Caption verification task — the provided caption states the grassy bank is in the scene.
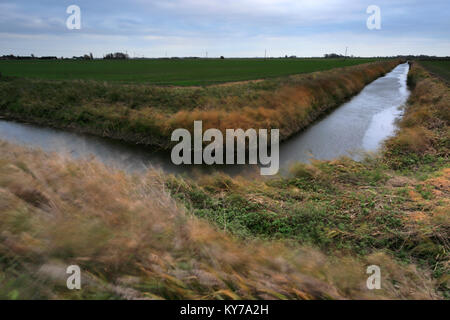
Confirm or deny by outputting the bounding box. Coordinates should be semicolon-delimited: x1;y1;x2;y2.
0;147;442;300
0;62;448;300
166;62;449;296
0;60;400;149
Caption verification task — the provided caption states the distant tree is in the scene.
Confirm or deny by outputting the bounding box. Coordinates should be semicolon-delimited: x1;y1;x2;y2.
324;53;344;58
103;52;129;60
220;56;225;59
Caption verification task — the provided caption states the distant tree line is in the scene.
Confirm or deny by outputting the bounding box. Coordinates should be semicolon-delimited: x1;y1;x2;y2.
103;52;129;60
72;53;94;60
393;55;450;61
1;53;449;61
323;53;450;60
0;54;57;60
324;53;345;58
0;53;93;60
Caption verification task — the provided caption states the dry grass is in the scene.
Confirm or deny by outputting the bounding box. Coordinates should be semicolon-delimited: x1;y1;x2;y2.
165;60;401;143
0;141;441;300
386;63;449;158
164;62;449;299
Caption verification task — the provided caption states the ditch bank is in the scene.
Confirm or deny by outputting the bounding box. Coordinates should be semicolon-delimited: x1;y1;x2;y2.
0;60;402;150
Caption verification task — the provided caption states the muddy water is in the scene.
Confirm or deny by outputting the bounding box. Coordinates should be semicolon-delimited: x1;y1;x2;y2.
0;63;410;176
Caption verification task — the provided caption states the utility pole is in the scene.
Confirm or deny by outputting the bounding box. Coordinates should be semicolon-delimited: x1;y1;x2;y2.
264;49;267;59
344;47;348;60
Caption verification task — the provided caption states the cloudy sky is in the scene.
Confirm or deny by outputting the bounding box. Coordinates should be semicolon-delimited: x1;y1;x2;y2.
1;0;449;58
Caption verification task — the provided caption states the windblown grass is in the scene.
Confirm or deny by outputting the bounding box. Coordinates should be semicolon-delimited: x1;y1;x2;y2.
0;142;440;300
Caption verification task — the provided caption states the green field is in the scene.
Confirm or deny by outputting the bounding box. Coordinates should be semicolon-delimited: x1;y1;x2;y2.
0;58;376;86
419;60;450;82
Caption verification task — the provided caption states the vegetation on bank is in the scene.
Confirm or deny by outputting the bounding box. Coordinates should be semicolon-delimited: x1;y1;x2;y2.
0;60;400;148
2;141;440;300
0;58;378;85
167;62;449;296
0;62;448;299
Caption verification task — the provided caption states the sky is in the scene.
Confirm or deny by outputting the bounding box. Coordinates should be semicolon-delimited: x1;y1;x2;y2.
0;0;449;58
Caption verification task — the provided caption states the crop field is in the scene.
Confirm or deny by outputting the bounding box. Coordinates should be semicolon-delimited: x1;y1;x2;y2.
0;58;376;86
420;60;450;82
420;60;450;81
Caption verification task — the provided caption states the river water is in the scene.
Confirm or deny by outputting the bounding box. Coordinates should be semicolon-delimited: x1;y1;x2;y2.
279;62;410;169
0;63;410;176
